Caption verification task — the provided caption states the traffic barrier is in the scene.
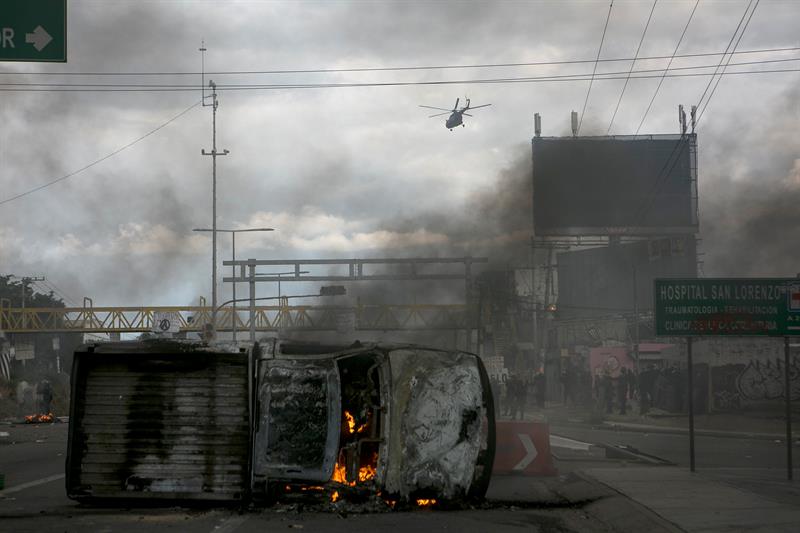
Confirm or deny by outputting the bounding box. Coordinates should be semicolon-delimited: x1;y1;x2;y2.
492;421;558;476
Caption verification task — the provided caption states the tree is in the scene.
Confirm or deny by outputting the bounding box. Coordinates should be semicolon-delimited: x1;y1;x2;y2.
0;275;66;308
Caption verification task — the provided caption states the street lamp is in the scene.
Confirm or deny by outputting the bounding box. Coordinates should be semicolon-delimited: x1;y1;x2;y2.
193;227;274;341
255;270;311;299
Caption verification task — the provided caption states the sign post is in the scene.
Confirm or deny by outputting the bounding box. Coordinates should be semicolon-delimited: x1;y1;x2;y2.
687;337;695;472
0;0;67;63
786;337;793;481
654;278;798;480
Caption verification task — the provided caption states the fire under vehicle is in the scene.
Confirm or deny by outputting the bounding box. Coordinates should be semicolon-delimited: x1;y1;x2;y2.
66;338;495;505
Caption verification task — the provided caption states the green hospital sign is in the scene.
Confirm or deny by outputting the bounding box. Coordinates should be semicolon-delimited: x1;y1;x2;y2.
0;0;66;62
654;278;800;337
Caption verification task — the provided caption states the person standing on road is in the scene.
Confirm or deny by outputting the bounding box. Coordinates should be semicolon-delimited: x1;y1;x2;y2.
617;368;628;415
601;372;613;414
490;376;501;417
533;371;546;409
517;375;528;420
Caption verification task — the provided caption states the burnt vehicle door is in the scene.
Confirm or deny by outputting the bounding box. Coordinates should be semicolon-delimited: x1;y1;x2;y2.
252;357;341;488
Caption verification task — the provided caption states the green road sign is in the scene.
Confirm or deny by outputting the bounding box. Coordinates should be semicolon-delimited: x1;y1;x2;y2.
654;278;800;337
0;0;66;62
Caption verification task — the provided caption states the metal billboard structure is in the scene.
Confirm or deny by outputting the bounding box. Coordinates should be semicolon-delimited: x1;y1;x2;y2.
532;134;698;237
557;236;697;319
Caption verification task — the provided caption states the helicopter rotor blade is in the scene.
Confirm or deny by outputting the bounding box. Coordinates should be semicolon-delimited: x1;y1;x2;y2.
466;103;492;110
462;113;473;117
453;97;459;110
428;112;451;118
419;105;453;112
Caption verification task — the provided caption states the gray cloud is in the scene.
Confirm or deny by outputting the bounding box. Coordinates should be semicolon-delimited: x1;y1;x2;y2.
0;0;798;307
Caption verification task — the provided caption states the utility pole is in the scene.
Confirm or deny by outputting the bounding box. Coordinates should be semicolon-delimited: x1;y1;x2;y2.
200;44;229;336
19;276;45;329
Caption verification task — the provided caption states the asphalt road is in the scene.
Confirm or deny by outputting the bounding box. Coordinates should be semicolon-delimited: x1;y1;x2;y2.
550;423;800;506
0;422;610;533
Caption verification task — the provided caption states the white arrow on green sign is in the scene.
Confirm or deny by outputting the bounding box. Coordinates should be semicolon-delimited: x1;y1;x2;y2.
1;0;66;62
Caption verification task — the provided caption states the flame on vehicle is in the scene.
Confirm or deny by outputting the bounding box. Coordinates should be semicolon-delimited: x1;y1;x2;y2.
344;410;367;434
416;498;437;507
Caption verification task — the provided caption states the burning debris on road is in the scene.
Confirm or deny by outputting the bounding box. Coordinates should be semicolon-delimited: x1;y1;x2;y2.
24;412;55;424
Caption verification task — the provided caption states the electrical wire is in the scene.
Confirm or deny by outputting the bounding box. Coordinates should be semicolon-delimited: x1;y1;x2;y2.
607;0;658;134
0;46;794;77
578;1;614;135
694;0;755;120
633;0;762;227
0;100;201;206
697;0;761;125
40;279;80;307
634;0;700;136
0;59;797;93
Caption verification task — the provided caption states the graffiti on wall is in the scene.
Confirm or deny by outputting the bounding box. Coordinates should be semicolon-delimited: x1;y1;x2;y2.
736;357;800;402
711;356;799;410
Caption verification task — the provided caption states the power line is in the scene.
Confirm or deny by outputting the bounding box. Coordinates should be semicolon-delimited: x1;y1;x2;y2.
695;0;754;117
633;0;762;227
40;279;80;307
578;0;614;135
635;0;700;136
0;46;795;77
697;0;761;125
608;0;658;134
3;55;795;88
0;59;797;93
0;100;201;207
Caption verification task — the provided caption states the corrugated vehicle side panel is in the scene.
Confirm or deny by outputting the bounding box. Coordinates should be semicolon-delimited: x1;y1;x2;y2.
66;349;249;501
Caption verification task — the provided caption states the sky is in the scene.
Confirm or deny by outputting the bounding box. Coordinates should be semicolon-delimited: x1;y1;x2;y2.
0;0;798;309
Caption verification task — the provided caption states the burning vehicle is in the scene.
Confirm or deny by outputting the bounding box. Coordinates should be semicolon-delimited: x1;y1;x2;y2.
65;338;494;506
254;339;495;505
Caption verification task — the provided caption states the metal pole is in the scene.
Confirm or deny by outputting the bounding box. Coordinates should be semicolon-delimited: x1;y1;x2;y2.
785;336;793;481
633;265;640;400
249;260;256;343
231;232;237;342
21;279;25;330
688;336;696;473
465;259;472;353
211;84;218;330
201;80;228;336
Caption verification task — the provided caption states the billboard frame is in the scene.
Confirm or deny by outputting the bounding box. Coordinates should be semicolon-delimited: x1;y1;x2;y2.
531;133;699;237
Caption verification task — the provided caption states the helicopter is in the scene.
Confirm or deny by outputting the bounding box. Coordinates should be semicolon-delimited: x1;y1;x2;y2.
419;98;492;130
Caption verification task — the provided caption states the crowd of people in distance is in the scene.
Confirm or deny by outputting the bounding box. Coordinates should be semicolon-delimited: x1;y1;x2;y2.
489;372;546;420
488;359;692;419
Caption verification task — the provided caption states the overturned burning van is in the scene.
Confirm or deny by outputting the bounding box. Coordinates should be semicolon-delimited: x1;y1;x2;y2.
253;339;495;504
66;338;495;505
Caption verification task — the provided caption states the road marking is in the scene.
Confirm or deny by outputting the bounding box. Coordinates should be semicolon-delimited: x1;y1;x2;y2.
551;434;594;451
512;433;538;470
0;473;64;495
212;514;249;533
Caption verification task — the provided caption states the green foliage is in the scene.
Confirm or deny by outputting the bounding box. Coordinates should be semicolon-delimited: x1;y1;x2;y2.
0;275;65;308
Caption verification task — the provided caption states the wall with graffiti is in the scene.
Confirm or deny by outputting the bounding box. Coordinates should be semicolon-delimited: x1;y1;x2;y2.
696;339;799;411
